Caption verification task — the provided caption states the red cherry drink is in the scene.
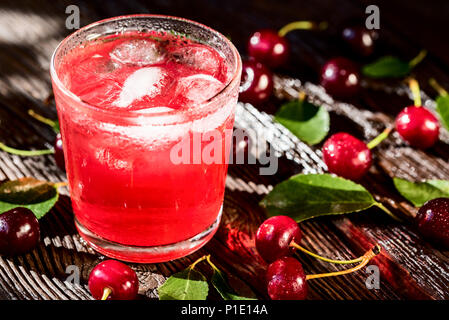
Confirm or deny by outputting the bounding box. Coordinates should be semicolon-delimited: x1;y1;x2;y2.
50;15;241;262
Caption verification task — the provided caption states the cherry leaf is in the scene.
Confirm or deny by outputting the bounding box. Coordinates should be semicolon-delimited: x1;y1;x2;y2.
362;50;426;79
362;56;411;78
209;263;256;300
0;178;59;219
393;177;449;207
158;267;208;300
275;99;329;145
436;95;449;131
260;174;383;222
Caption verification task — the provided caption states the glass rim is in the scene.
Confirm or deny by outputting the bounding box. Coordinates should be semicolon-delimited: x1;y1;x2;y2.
50;14;242;120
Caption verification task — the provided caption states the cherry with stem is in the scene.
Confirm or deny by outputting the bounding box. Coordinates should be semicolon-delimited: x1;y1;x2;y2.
322;127;391;181
247;21;327;69
88;260;139;300
256;216;391;264
395;78;439;149
267;245;381;300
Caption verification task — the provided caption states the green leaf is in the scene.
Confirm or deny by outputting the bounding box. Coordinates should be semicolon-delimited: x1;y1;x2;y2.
436;95;449;131
393;177;449;207
52;121;60;134
0;178;59;219
209;264;256;300
362;56;411;78
275;99;329;145
260;174;378;222
158;267;208;300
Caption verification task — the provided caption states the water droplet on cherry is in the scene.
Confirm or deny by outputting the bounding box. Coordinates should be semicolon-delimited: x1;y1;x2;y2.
322;132;372;181
320;57;360;98
247;29;289;69
239;60;273;105
266;256;308;300
88;260;139;300
0;207;40;256
395;106;439;149
256;216;301;263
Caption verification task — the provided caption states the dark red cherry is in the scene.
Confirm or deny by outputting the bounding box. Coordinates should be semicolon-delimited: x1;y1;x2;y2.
88;260;139;300
266;256;308;300
256;216;301;263
239;60;273;105
54;133;65;171
322;132;372;181
395;106;439;149
0;207;40;256
247;29;289;68
320;57;360;98
416;198;449;248
341;26;378;56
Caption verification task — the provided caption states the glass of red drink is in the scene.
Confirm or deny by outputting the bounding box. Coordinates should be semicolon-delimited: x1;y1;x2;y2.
50;15;241;263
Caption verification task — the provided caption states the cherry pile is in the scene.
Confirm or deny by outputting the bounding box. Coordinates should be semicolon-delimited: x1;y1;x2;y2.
322;79;439;181
256;215;381;300
240;20;327;106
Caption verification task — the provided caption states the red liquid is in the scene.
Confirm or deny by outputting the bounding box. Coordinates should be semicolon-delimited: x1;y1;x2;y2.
53;31;237;261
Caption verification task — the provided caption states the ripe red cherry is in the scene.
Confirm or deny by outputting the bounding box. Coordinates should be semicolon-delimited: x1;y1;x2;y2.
54;133;65;171
320;57;360;98
0;207;40;256
266;257;308;300
341;26;378;56
256;216;301;263
88;260;139;300
395;106;439;149
239;60;273;105
416;198;449;248
322;133;372;181
247;30;289;69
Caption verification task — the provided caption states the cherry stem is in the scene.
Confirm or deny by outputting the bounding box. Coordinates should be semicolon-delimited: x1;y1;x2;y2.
205;255;219;271
374;202;403;222
101;287;112;300
278;21;328;37
28;109;57;128
189;255;208;270
53;182;68;188
429;78;448;97
305;245;381;281
409;78;422;107
366;127;392;150
291;241;364;265
408;50;427;69
0;142;54;156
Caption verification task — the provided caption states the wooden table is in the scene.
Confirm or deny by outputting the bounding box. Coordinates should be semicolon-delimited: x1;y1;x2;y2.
0;0;448;300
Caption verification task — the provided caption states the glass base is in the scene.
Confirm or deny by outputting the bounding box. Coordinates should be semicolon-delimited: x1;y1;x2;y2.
75;206;222;263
